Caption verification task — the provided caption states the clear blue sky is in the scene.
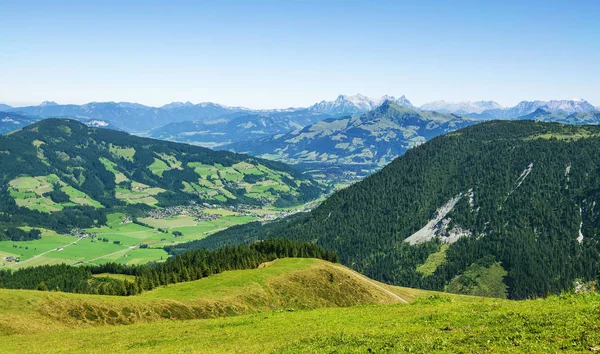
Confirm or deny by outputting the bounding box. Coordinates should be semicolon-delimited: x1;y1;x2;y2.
1;0;598;108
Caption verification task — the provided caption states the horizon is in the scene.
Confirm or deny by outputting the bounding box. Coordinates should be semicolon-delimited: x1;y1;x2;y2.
1;0;599;109
1;94;599;111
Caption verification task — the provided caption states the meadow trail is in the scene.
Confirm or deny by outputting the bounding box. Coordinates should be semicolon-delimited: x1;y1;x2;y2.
330;263;409;304
85;245;137;263
4;236;85;268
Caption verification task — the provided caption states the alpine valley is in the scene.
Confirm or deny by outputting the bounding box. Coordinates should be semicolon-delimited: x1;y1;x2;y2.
2;97;600;353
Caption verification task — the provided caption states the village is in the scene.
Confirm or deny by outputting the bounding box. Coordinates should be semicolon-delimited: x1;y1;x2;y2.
69;228;98;239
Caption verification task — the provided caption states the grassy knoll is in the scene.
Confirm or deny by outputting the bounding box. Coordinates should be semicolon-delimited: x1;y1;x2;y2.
0;259;414;336
99;157;129;183
0;258;599;352
148;158;171;177
109;144;135;161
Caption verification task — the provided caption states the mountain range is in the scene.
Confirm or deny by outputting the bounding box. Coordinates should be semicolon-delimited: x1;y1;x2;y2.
226;102;479;179
0;111;120;134
420;100;502;114
149;109;332;147
4;101;248;132
308;94;414;116
471;99;597;118
3;97;597;133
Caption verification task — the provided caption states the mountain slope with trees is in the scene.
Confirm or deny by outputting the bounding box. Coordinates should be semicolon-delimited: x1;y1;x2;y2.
0;119;324;237
177;120;600;299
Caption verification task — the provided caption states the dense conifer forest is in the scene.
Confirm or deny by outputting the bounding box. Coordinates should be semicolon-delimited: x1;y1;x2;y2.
172;121;600;299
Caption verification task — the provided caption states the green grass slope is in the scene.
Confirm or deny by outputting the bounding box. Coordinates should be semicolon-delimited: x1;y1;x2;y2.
3;291;600;353
0;258;420;336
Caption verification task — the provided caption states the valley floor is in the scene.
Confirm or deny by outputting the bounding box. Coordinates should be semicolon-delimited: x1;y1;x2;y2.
0;204;312;269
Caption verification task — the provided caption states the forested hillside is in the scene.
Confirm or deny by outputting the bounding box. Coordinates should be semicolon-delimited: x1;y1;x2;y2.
0;119;324;238
176;120;600;299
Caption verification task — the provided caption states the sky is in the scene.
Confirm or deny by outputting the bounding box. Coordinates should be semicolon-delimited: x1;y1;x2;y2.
1;0;599;109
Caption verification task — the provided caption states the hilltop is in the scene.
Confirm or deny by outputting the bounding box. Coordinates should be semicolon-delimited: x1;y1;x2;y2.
179;120;600;299
0;258;419;336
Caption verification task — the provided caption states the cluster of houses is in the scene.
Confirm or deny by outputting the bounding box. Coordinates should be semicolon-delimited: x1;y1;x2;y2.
146;205;207;219
4;256;19;263
69;228;98;239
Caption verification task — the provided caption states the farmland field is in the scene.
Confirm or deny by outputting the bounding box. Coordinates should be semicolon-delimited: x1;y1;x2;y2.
0;203;297;269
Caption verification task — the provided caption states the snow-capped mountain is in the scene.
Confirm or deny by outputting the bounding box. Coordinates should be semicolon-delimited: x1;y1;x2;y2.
475;99;597;118
543;99;596;115
517;108;600;125
420;100;502;114
160;101;196;110
309;94;413;116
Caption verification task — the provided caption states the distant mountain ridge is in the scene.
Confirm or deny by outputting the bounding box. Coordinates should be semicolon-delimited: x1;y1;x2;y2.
518;108;600;125
0;112;39;134
3;97;597;136
309;94;414;116
0;111;119;134
227;102;478;179
472;99;596;118
420;100;502;114
150;109;333;147
6;101;248;132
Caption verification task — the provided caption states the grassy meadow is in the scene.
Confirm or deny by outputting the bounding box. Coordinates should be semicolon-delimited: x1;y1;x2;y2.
0;258;598;353
0;210;259;269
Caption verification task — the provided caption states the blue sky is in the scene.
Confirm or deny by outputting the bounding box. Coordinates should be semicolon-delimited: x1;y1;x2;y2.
1;0;598;108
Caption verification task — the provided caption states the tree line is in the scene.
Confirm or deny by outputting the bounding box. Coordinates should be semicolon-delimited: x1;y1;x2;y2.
0;238;337;296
